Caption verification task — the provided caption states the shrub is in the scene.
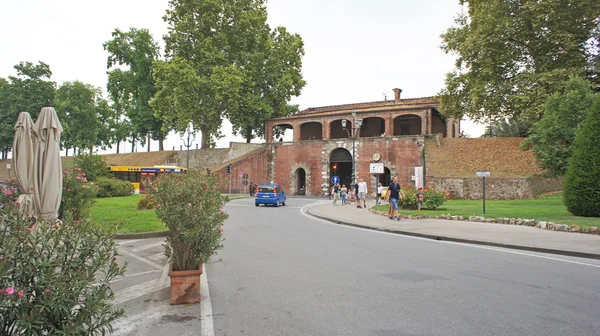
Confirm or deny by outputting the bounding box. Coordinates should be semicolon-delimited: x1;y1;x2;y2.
0;178;20;205
73;154;111;181
0;205;125;335
563;96;600;217
59;168;98;221
94;177;134;198
150;169;228;271
137;196;157;210
398;186;449;210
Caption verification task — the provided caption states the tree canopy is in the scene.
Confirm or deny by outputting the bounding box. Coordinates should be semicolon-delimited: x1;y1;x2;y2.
439;0;600;124
522;76;596;177
104;28;167;152
155;0;305;147
563;95;600;217
0;62;55;156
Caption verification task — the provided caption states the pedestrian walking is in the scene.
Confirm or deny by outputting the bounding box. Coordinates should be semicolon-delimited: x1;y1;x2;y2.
332;183;340;205
340;184;348;205
386;176;405;221
357;178;368;209
376;183;384;205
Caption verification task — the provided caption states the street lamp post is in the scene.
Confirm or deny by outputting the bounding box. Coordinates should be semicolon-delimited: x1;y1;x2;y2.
341;111;363;191
181;123;195;169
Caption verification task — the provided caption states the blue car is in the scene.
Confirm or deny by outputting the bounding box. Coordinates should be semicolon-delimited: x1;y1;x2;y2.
255;184;286;207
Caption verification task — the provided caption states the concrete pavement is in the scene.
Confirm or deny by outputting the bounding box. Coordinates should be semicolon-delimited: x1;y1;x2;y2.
307;200;600;259
208;197;600;336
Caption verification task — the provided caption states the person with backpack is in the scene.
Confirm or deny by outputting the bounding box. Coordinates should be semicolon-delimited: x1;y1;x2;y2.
386;176;405;221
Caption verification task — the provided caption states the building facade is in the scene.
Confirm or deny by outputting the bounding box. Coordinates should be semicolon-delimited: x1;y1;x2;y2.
263;89;460;196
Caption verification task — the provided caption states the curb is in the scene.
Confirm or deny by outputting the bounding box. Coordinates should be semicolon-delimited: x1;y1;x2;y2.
306;208;600;261
114;230;168;240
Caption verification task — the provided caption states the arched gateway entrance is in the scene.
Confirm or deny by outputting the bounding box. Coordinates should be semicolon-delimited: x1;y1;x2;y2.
329;148;353;188
295;168;306;195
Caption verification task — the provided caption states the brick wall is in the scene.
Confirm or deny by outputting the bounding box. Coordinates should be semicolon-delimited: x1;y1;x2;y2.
214;147;270;194
270;136;424;196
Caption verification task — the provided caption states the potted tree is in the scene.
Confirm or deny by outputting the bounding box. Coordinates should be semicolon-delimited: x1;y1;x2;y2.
151;169;228;304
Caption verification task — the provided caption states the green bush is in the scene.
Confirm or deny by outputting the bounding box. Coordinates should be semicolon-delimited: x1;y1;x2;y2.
94;177;134;198
137;196;157;210
151;169;227;271
0;204;125;335
59;168;98;221
0;178;20;205
398;186;449;210
563;96;600;217
73;154;111;181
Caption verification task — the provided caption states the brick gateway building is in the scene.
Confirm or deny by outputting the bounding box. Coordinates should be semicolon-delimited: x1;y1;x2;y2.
262;89;460;196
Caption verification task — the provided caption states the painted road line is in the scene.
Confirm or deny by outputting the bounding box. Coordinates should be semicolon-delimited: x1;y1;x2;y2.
300;203;600;269
132;241;165;253
114;264;170;305
118;248;164;270
201;264;215;336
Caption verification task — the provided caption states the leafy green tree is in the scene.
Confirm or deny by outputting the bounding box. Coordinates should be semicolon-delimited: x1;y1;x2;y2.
522;77;596;177
484;116;533;138
54;81;108;155
439;0;600;123
104;28;167;152
0;62;55;157
563;96;600;217
156;0;305;147
73;154;111;182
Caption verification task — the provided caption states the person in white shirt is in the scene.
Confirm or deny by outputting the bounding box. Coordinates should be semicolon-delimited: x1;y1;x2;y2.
376;183;385;205
357;178;368;209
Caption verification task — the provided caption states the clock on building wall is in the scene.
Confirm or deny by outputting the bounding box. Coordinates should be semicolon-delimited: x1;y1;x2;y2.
372;152;382;162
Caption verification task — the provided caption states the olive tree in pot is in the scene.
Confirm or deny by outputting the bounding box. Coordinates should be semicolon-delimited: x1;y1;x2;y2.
150;169;227;304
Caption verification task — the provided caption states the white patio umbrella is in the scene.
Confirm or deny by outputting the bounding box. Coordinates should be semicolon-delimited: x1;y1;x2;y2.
12;112;36;217
33;106;63;221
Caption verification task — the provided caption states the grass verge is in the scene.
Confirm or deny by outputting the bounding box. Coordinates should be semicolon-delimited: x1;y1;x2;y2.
91;194;249;233
372;193;600;229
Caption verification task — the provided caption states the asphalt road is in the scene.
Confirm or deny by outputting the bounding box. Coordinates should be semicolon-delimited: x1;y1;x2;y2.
208;197;600;336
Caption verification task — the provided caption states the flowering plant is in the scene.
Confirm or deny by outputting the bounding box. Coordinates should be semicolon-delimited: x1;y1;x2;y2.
59;168;98;221
398;186;449;210
0;204;125;335
150;169;228;272
0;178;20;205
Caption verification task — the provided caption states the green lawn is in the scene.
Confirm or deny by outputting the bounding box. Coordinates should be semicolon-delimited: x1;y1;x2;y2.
91;194;249;234
373;193;600;229
91;194;165;233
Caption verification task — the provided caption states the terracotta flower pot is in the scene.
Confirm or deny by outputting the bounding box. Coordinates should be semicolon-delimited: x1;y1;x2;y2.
168;264;203;305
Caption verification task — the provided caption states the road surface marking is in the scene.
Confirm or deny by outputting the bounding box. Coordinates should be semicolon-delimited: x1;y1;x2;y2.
110;269;161;283
118;247;164;270
300;203;600;269
201;264;215;336
132;241;165;252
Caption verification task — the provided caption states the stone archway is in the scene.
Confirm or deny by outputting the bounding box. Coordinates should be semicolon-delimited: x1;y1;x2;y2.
295;168;306;195
289;163;312;195
329;148;353;188
378;167;392;186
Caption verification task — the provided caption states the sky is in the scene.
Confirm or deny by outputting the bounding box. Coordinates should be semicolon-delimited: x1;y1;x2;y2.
0;0;485;154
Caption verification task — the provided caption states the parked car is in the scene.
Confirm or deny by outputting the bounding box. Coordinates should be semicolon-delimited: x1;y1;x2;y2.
255;184;286;207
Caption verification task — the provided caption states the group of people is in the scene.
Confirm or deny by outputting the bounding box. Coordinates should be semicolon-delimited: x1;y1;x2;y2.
330;178;368;208
331;176;426;221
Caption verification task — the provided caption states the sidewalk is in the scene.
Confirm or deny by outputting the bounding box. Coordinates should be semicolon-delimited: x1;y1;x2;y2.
307;201;600;260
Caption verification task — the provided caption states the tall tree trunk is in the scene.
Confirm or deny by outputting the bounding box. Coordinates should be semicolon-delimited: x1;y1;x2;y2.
116;139;120;154
65;148;69;156
147;133;151;152
159;137;164;151
245;126;252;143
200;125;209;149
131;137;136;153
